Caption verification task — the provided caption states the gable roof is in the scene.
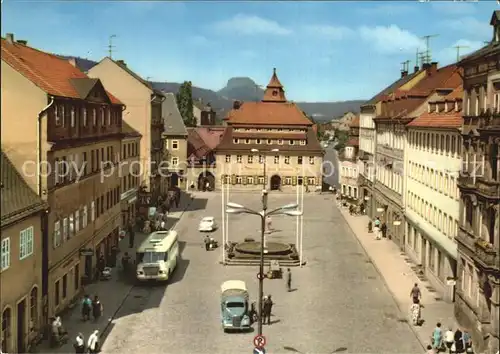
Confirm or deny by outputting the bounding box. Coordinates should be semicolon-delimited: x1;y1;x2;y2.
1;39;121;104
1;151;47;227
362;71;422;106
187;127;225;159
57;55;98;72
226;102;313;126
162;93;188;137
109;58;153;91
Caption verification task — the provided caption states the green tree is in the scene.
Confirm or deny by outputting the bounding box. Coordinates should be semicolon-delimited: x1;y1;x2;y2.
176;81;196;127
334;130;349;150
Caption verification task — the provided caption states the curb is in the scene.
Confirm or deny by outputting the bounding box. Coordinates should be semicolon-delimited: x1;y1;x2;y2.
100;194;194;338
338;206;427;351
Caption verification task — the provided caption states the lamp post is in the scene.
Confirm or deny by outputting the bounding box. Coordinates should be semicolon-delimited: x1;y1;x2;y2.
226;199;302;337
251;148;279;190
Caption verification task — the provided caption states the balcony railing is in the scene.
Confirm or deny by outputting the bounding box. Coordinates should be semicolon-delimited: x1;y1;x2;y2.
474;239;499;269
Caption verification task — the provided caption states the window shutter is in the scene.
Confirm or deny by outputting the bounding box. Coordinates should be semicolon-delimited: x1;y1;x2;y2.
292;176;297;186
254;176;259;185
304;177;308;186
242;176;247;185
231;174;236;185
221;174;226;184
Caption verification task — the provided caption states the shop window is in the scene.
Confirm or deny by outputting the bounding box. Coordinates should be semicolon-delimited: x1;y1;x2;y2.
1;308;11;353
30;287;38;328
236;176;243;184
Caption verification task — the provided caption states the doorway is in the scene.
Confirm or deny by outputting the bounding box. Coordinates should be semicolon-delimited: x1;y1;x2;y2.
84;255;92;279
298;177;303;186
17;299;26;353
270;175;281;191
170;173;179;187
198;171;215;191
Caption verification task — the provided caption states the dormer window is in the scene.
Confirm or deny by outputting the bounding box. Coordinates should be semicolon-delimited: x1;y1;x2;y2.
267;139;272;145
299;140;306;146
256;139;261;144
233;138;239;144
278;139;283;145
245;139;250;144
427;104;431;113
289;140;295;145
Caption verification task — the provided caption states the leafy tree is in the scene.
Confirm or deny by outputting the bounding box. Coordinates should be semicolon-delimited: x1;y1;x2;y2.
333;130;349;151
176;81;196;127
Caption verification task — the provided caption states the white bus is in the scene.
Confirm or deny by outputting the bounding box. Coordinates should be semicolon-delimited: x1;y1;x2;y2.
136;230;179;282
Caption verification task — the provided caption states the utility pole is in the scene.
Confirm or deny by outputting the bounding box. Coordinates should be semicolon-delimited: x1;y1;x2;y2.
415;49;420;69
420;34;439;64
108;34;117;58
453;45;470;62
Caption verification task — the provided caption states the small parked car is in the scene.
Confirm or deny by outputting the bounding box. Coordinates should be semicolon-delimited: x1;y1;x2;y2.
199;216;217;232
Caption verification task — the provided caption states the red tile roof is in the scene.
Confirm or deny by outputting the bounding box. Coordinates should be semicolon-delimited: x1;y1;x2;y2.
407;112;463;128
187;127;226;159
444;86;463;101
1;39;121;104
226;102;312;125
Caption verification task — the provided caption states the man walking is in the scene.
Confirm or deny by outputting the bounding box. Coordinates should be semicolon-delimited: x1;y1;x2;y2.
286;268;292;292
410;283;421;304
204;235;210;251
263;295;273;325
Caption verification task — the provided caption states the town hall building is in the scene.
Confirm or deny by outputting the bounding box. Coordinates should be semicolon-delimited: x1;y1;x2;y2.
214;69;324;191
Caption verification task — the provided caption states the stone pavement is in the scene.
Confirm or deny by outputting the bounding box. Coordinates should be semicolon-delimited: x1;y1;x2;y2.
337;202;458;350
36;193;193;353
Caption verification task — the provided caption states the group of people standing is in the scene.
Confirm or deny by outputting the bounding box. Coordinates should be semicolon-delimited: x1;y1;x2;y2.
81;294;103;322
73;330;100;354
372;217;387;240
428;323;473;354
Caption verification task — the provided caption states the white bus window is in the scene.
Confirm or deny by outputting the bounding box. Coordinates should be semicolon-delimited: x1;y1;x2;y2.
137;251;167;263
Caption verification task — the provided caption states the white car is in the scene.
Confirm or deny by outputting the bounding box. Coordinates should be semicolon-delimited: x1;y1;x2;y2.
199;217;217;232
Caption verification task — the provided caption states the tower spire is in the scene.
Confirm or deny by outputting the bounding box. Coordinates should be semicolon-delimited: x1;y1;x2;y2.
262;68;286;103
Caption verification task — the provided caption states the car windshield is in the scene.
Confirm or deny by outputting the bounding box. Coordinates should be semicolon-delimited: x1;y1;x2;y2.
202;218;213;222
226;302;244;308
137;251;166;263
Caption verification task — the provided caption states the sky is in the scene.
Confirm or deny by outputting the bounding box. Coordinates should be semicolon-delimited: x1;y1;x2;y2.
1;1;499;102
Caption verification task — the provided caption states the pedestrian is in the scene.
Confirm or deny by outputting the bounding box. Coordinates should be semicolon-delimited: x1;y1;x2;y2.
249;302;258;324
374;217;381;240
128;220;135;248
81;294;92;321
73;333;85;353
204;235;210;251
410;283;421;304
445;327;454;353
454;328;464;354
286;268;292;292
87;330;99;354
409;301;421;326
462;330;472;353
266;216;272;232
433;322;443;351
92;295;103;321
427;344;435;354
263;295;273;325
381;222;387;238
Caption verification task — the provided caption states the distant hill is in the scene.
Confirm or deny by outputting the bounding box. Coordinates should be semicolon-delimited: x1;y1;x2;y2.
152;77;365;122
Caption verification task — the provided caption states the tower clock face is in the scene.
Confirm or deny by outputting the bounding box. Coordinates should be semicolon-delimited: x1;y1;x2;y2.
272;90;278;96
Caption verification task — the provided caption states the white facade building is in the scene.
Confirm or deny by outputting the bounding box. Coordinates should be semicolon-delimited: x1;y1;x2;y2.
405;88;463;302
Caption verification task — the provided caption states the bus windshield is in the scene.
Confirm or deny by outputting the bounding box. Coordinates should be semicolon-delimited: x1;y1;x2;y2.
137;251;166;263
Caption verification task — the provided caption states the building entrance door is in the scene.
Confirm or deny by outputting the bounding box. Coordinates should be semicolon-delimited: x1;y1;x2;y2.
270;175;281;191
17;299;26;353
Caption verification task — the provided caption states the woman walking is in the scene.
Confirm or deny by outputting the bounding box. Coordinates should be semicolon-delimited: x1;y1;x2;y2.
92;295;103;322
87;330;99;354
432;322;443;352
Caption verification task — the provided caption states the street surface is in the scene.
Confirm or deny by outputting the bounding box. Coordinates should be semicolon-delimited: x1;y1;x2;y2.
100;192;422;354
323;147;339;187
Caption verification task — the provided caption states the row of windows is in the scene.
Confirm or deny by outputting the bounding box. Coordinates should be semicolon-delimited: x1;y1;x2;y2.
460;258;481;309
1;287;38;353
234;128;305;133
408;131;461;158
428;101;461;114
341;166;357;178
464;87;500;116
54;104;120;128
0;226;35;271
54;145;118;186
341;185;358;199
408;162;459;200
53;187;120;248
225;155;315;165
376;167;403;195
233;138;307;146
407;191;458;239
222;175;317;186
54;264;80;308
406;228;446;280
121;175;140;195
122;142;139;160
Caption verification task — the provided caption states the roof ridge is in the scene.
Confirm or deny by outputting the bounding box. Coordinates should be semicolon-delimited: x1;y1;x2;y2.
1;44;64;96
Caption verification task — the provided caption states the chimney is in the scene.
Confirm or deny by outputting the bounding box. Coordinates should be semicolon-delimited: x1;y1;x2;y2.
422;63;431;70
68;57;77;67
414;66;419;73
233;100;241;110
116;60;126;67
430;62;438;73
16;40;27;45
401;71;408;78
6;33;14;44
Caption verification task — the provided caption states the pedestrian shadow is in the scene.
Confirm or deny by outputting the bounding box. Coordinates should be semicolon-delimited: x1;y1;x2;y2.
269;319;281;325
166;241;189;285
287;288;298;293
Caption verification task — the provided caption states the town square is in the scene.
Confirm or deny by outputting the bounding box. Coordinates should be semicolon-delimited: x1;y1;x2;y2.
0;2;499;354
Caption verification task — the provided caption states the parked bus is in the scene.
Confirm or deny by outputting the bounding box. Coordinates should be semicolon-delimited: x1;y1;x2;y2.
136;230;179;282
